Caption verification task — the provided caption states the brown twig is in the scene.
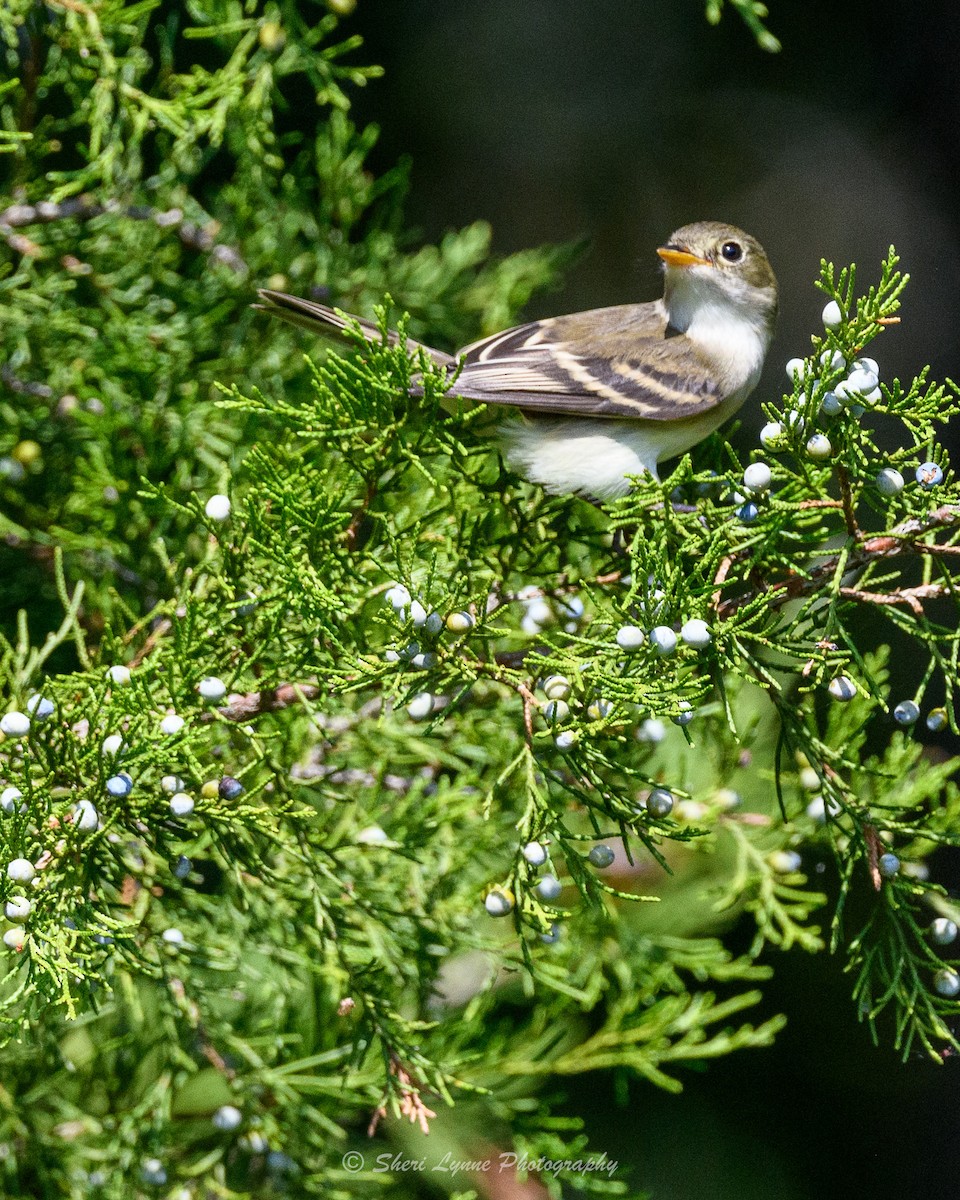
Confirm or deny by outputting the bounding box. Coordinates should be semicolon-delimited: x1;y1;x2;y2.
517;682;536;745
835;463;860;538
838;582;953;616
127;618;172;668
0;197;248;273
214;683;320;722
346;478;377;551
797;498;844;510
717;505;960;620
168;977;237;1079
864;824;883;892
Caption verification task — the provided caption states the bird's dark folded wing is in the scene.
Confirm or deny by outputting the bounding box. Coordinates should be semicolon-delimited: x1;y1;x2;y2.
454;305;722;421
254;290;456;368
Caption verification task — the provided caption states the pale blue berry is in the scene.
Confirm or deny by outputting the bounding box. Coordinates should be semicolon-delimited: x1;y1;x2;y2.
384;584;410;611
715;788;741;810
141;1159;167;1186
820;392;843;417
769;849;803;873
930;918;958;946
6;858;35;883
559;596;585;621
0;787;24;815
636;718;666;743
542;699;570;723
893;700;920;726
784;410;805;432
484;888;514;917
588;844;615;869
743;462;772;493
4;895;30;920
26;695;54;720
806;434;832;459
846;366;879;395
821;300;843;327
878;852;900;878
616;625;645;651
72;813;103;851
934;968;960;998
537;874;562;901
204;494;231;522
2;926;26;950
0;712;30;738
806;795;841;822
646;787;674;817
406;692;433;720
916;462;944;488
542;674;571;700
680;618;712;648
927;708;949;732
828;676;857;702
522;841;548;866
649;626;677;656
218;777;244;801
875;468;904;496
198;676;227;701
671;703;694;726
213;1104;243;1131
785;358;807;382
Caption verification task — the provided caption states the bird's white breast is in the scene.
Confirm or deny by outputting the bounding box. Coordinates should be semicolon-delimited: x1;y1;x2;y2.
498;417;700;500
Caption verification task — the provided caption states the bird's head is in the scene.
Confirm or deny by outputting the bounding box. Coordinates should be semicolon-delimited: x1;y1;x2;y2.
657;221;778;339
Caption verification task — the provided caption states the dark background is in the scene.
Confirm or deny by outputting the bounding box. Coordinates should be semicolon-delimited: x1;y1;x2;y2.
344;3;960;1197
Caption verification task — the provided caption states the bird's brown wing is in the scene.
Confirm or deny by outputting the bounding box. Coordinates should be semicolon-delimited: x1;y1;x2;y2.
453;302;723;421
254;290;457;368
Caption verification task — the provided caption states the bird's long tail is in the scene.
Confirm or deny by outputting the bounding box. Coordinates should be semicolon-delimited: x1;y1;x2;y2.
253;290;457;369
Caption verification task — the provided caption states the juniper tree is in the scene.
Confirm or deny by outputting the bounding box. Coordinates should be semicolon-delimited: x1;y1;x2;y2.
1;3;958;1200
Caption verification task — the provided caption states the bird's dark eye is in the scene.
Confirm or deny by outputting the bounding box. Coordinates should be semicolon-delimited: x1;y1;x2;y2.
720;241;744;263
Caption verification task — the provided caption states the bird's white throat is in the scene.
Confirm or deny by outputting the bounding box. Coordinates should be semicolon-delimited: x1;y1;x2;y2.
664;268;776;393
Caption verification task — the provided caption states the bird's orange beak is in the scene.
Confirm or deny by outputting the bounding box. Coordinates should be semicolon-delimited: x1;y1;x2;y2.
657;246;711;268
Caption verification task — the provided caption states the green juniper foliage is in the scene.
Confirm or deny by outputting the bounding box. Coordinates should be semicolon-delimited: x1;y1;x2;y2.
705;0;780;52
1;2;959;1199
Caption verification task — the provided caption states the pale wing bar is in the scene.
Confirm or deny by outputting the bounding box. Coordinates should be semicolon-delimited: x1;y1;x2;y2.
455;339;722;420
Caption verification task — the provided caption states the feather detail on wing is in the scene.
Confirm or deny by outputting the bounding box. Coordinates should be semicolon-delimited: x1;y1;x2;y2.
254;290;456;368
453;303;723;421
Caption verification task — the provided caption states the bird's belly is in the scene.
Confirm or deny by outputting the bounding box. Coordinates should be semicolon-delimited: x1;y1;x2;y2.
497;403;742;500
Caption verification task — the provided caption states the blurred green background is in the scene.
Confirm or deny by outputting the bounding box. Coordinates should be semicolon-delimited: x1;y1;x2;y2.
338;3;960;1196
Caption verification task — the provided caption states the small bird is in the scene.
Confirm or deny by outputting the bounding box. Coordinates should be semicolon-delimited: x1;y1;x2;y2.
256;221;778;500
